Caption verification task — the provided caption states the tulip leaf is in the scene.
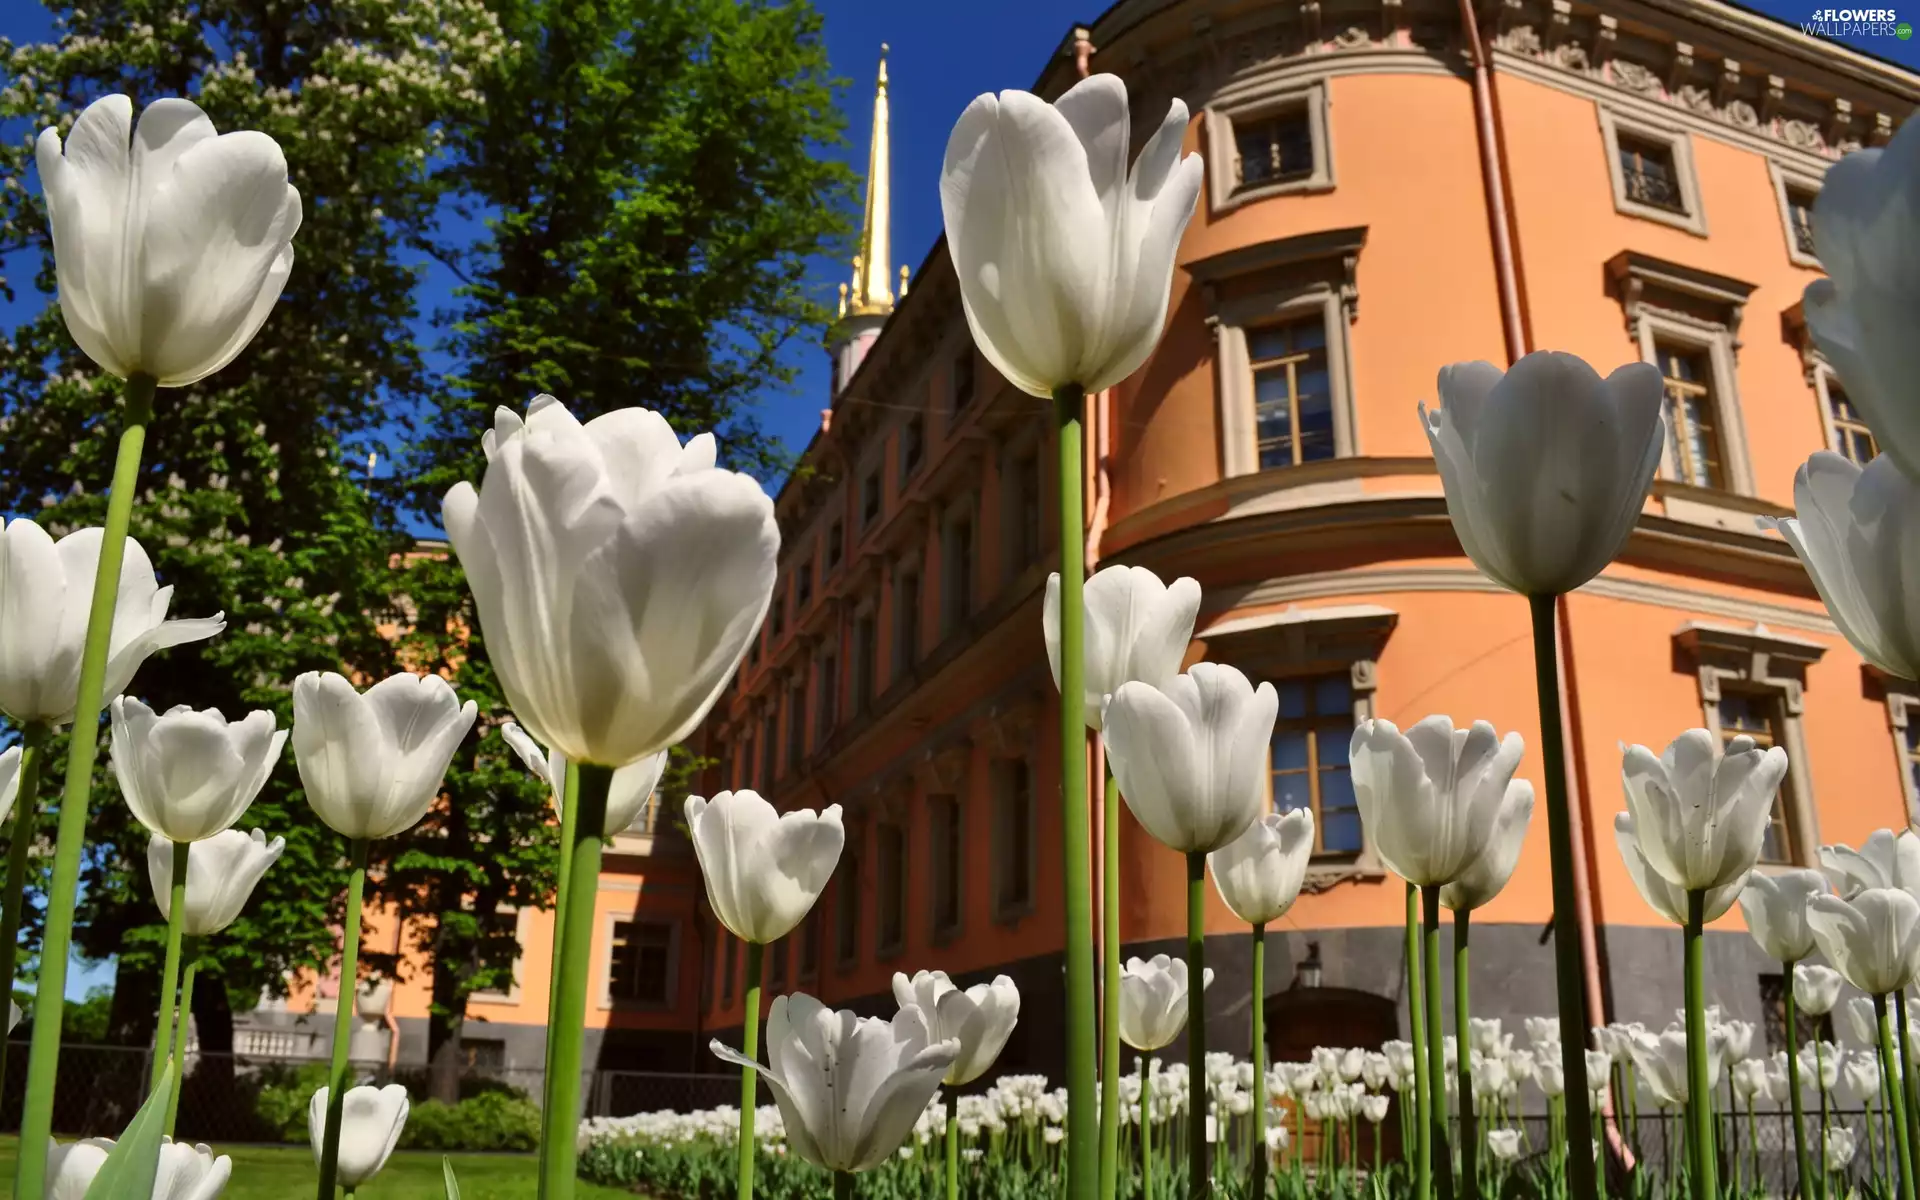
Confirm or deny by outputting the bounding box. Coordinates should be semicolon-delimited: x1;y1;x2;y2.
443;1157;462;1199
83;1061;174;1199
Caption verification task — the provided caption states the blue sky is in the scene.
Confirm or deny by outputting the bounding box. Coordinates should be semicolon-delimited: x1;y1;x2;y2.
1;0;1913;1000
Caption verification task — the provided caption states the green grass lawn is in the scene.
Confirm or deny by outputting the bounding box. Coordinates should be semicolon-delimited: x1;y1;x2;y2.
0;1135;635;1198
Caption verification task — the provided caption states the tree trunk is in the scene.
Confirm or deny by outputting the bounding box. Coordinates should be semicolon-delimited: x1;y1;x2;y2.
105;958;158;1048
426;929;470;1104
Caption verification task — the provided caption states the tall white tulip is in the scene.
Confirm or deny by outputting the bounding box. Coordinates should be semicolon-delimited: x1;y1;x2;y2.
1421;353;1665;596
710;994;959;1173
940;74;1202;397
1738;869;1830;962
1628;1030;1693;1106
0;745;19;826
147;828;284;936
1798;120;1920;478
892;971;1022;1085
443;396;777;769
1118;954;1212;1052
1795;964;1846;1016
110;698;285;843
308;1084;409;1189
35;95;301;387
1822;828;1920;899
1731;1059;1773;1104
1441;777;1536;911
1762;454;1920;685
1621;730;1789;892
154;1138;234;1200
1807;888;1920;996
501;720;666;837
1208;810;1315;925
1846;997;1880;1047
1350;715;1525;886
1102;662;1276;854
685;790;844;944
44;1138;114;1200
1614;814;1742;924
291;672;477;841
1043;566;1200;732
0;521;224;726
1825;1126;1859;1173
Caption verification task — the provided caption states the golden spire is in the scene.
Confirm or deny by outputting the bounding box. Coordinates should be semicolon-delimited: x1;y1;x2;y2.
847;44;895;317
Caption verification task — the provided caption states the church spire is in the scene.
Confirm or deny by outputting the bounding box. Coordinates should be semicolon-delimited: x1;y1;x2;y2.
845;45;896;318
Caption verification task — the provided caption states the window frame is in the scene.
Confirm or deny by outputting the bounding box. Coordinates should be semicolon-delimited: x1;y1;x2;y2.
876;819;907;959
467;908;530;1005
814;647;839;745
1813;365;1878;465
928;792;965;944
1268;673;1367;860
941;500;976;637
1204;79;1335;213
601;914;679;1011
1652;339;1729;491
784;675;808;775
1882;688;1920;830
894;563;922;679
1003;446;1045;577
900;413;925;480
991;755;1039;923
1597;104;1708;236
852;606;879;716
951;347;976;411
835;845;862;970
1769;160;1826;270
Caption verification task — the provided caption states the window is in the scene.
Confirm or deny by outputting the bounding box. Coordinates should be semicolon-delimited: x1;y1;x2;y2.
1772;163;1825;269
772;587;787;637
827;520;844;565
609;920;674;1006
1204;82;1333;211
929;794;963;941
1657;344;1725;489
895;570;921;675
1786;188;1818;259
735;733;752;791
1250;318;1336;470
952;350;976;411
785;678;808;774
853;613;878;714
861;470;882;529
462;1038;507;1071
815;652;838;744
799;907;821;980
994;758;1036;918
943;512;974;634
877;822;906;955
836;851;861;966
770;936;789;993
901;415;924;478
1761;972;1832;1053
1270;675;1361;856
470;910;526;1002
759;713;776;790
1009;453;1042;571
1825;376;1878;465
795;556;813;609
1598;109;1706;234
722;931;737;1003
1717;692;1797;864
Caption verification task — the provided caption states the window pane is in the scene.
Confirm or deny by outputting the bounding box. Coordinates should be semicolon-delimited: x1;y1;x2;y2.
1278;681;1309;720
1248;326;1297;362
1296;384;1336;463
1272;732;1310;772
1314;675;1351;717
1317;722;1351;767
1321;807;1363;856
1274;770;1313;814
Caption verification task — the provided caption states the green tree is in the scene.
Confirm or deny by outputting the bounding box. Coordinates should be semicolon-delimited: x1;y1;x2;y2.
389;0;851;1099
0;0;506;1120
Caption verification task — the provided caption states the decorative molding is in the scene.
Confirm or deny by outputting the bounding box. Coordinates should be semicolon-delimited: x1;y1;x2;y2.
1767;159;1826;271
1200;603;1399;674
913;741;973;794
1673;619;1827;713
1595;105;1711;236
970;698;1043;758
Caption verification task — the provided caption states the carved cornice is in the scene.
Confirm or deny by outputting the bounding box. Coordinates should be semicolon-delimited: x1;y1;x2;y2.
1606;250;1757;343
1673;618;1827;712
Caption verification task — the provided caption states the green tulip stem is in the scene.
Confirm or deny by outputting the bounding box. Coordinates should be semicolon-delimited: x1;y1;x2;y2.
1525;592;1596;1200
1682;889;1717;1200
1900;990;1920;1195
946;1105;959;1200
317;837;370;1200
1186;851;1208;1200
537;759;581;1188
0;721;50;1094
1054;382;1096;1200
150;839;192;1095
1139;1056;1153;1200
1407;882;1431;1200
833;1170;855;1200
1252;921;1268;1200
539;761;610;1199
1101;773;1121;1200
165;942;199;1137
1422;886;1449;1200
14;372;154;1200
1880;992;1919;1200
1786;961;1817;1200
738;939;767;1200
1455;908;1475;1200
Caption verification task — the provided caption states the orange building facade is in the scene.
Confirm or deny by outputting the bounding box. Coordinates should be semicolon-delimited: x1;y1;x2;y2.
245;0;1920;1091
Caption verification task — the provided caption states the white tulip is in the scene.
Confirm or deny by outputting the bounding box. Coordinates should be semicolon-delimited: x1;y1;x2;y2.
1798;122;1920;478
1585;1048;1614;1099
1717;1019;1756;1063
1208;810;1314;926
1738;869;1830;962
148;828;284;935
44;1138;114;1200
1043;566;1200;733
892;971;1021;1086
1536;1059;1566;1098
1822;828;1920;900
1795;963;1846;1016
1825;1125;1858;1172
686;791;844;944
1441;775;1536;911
1421;352;1665;596
154;1138;233;1200
501;720;666;837
1102;663;1277;855
292;671;476;841
1359;1093;1391;1124
710;993;958;1173
940;74;1202;397
35;95;301;386
1614;814;1742;925
1628;1029;1693;1106
7;1000;18;1034
1808;888;1920;996
443;395;777;769
1486;1128;1524;1162
1621;730;1789;893
0;521;224;726
1118;954;1212;1052
1730;1058;1773;1103
308;1084;409;1189
111;697;285;843
1763;454;1920;684
0;744;19;826
1351;715;1526;887
1845;1050;1882;1102
1525;1017;1560;1050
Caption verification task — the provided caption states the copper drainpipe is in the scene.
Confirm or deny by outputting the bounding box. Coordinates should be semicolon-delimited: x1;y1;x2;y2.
1456;0;1628;1167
